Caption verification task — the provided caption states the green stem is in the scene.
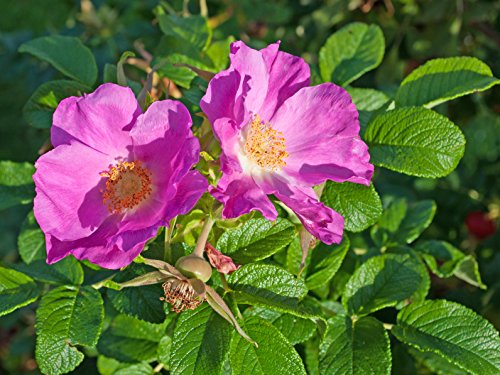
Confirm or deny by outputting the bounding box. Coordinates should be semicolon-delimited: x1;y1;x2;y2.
192;215;215;258
164;217;177;263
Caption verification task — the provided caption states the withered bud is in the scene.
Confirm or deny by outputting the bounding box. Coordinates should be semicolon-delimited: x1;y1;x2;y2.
161;278;204;313
175;255;212;282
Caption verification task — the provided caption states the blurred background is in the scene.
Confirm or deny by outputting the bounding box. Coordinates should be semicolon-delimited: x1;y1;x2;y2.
0;0;499;373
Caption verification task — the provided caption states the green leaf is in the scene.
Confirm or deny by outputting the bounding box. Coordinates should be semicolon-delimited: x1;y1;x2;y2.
228;264;309;317
15;256;84;285
107;264;166;323
36;285;104;375
0;266;39;316
319;23;385;86
18;211;45;264
322;182;382;232
206;37;234;71
19;36;98;86
342;253;425;316
156;62;196;89
170;303;232;375
114;363;154;375
346;88;390;133
409;348;469;375
392;299;500;375
306;237;350;290
158;14;212;51
23;80;91;129
395;57;500;108
217;218;296;263
245;307;316;345
97;315;164;363
414;240;485;289
0;161;35;210
364;107;466;178
319;315;391;375
371;199;436;247
229;316;307;375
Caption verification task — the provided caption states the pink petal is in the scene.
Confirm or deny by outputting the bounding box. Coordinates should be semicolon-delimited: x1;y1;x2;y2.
271;83;373;186
205;243;240;274
261;176;344;245
52;83;140;156
210;173;278;220
163;170;208;223
33;142;112;241
258;41;310;120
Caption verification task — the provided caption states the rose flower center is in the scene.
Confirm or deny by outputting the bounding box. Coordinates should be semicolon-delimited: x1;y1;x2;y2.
100;161;152;213
244;114;288;171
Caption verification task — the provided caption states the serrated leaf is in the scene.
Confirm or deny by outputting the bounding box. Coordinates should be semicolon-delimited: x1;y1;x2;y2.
15;256;84;285
36;285;104;375
319;22;384;86
0;161;35;210
245;307;316;345
97;315;164;363
18;211;45;264
217;218;295;263
342;253;425;316
0;266;39;316
19;36;97;86
364;107;466;178
228;264;309;317
158;14;211;51
415;240;485;289
23;80;90;129
107;264;166;323
170;303;232;375
306;237;350;290
392;299;500;375
322;182;382;232
229;316;307;375
319;315;391;375
395;57;500;108
371;199;436;247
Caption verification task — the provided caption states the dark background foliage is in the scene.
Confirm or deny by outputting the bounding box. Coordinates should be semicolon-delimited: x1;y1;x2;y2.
1;0;499;373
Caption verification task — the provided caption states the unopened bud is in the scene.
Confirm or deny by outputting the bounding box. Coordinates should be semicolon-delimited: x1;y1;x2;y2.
175;255;212;282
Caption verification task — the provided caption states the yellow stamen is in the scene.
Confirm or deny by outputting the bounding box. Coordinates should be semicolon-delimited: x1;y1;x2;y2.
100;161;152;213
244;114;288;171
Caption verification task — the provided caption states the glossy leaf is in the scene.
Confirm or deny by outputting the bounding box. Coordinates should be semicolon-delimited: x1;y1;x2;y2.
365;107;466;178
23;80;90;129
414;240;485;289
36;286;104;375
371;199;436;247
342;253;425;316
319;315;391;375
395;57;500;108
170;303;232;375
319;22;384;86
229;316;307;375
0;266;39;316
217;218;295;263
306;237;350;290
228;264;309;317
19;36;97;86
97;315;164;363
0;161;35;210
18;211;45;264
322;182;382;232
393;299;500;375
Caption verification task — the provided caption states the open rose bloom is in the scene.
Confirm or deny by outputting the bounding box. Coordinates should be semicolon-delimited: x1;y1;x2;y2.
201;41;374;244
33;83;207;269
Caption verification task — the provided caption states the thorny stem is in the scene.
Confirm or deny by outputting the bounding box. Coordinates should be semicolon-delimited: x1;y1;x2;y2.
192;215;215;258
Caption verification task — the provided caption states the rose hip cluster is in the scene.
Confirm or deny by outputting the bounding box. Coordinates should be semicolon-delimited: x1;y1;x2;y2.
33;41;373;269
